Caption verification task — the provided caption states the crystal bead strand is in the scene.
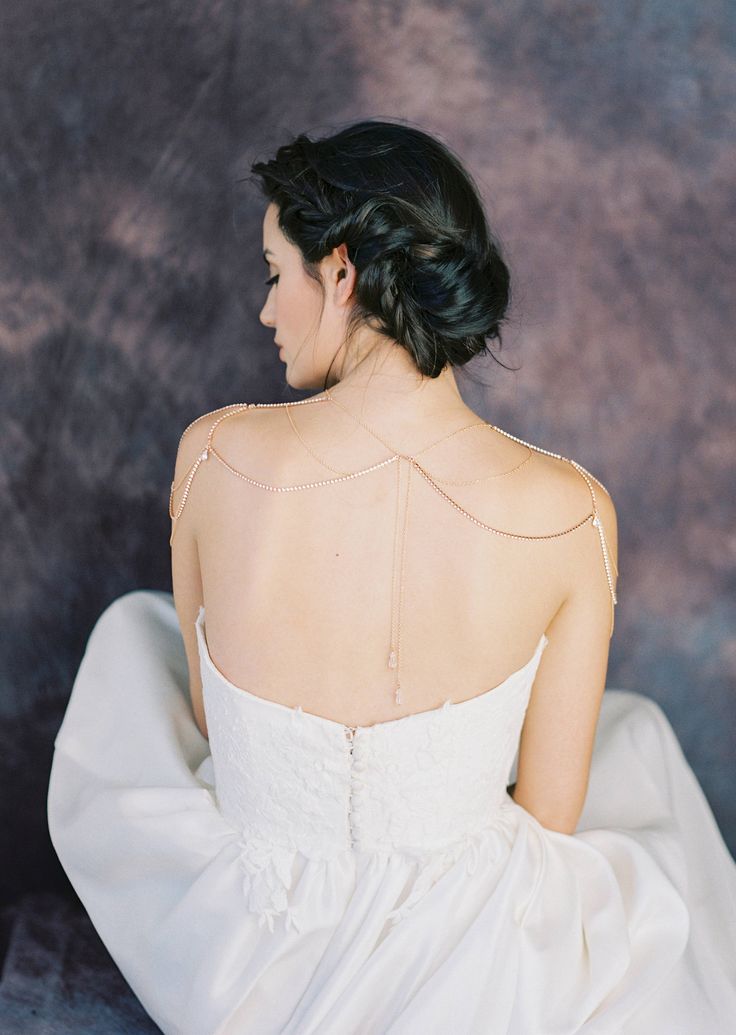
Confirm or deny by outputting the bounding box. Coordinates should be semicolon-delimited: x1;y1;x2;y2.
322;388;618;666
169;400;398;533
170;392;619;697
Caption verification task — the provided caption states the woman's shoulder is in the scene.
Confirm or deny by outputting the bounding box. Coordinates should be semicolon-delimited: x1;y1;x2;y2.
480;422;616;540
174;402;255;450
170;400;298;502
525;444;618;613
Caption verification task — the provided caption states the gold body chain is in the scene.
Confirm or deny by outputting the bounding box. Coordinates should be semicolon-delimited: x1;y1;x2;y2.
169;392;618;705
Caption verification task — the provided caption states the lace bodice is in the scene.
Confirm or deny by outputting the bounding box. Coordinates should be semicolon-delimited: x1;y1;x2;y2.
194;603;548;930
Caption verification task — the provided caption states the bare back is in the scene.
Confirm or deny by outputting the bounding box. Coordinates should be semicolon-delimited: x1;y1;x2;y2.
170;392;617;731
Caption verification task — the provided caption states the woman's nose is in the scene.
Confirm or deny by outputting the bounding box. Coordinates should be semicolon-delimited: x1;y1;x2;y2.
259;301;274;327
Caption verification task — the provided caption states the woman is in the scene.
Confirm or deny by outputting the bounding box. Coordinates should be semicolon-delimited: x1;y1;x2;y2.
48;120;736;1034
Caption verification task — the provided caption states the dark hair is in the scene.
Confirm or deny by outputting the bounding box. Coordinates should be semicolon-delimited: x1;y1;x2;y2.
247;119;512;386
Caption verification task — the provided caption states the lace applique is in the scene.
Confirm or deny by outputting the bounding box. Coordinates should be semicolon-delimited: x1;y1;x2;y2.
229;806;521;933
234;834;301;933
349;663;539;856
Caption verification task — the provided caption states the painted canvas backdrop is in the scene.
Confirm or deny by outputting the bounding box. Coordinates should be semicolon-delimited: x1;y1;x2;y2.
1;4;733;1014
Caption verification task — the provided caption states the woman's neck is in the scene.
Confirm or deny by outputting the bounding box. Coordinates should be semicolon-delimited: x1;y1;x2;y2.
326;342;468;428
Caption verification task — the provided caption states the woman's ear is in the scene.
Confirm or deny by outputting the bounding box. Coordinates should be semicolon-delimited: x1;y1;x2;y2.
332;243;357;303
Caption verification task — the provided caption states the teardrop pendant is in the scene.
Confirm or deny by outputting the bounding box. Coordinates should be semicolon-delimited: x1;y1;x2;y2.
394;685;402;705
387;649;397;670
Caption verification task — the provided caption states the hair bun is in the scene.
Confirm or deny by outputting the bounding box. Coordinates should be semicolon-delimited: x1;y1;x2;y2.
250;120;512;379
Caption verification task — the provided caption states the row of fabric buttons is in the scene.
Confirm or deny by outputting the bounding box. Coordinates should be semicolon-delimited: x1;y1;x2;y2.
344;726;358;848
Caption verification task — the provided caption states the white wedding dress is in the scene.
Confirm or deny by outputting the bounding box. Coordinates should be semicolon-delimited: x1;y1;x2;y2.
48;398;736;1034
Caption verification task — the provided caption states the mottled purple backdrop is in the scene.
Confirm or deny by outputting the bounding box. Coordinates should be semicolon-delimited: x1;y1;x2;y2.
2;0;734;963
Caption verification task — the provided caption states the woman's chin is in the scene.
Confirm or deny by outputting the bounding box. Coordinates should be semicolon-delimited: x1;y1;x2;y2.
283;368;326;393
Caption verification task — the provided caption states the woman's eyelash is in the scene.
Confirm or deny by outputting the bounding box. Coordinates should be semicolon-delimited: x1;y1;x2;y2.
264;274;279;286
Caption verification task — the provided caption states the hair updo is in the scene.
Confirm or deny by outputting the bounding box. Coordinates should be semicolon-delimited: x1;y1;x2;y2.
248;119;511;381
